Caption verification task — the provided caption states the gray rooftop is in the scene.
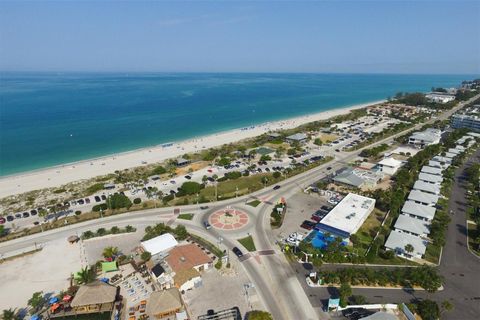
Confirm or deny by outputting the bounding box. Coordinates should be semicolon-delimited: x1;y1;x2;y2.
428;160;450;170
418;172;443;184
432;156;452;164
409;128;442;143
401;201;436;220
413;180;441;195
333;168;365;187
385;230;428;256
408;190;439;205
421;166;443;176
444;152;457;159
286;133;308;141
394;214;431;236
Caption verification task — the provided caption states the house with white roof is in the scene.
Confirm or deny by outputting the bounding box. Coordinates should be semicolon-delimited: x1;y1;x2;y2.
377;157;404;175
384;230;428;259
420;166;443;176
413;180;441;195
394;214;431;238
431;156;452;165
418;172;443;185
401;201;436;222
428;160;450;170
408;128;442;148
286;133;308;143
448;148;461;155
141;233;179;262
408;190;439;207
443;152;457;159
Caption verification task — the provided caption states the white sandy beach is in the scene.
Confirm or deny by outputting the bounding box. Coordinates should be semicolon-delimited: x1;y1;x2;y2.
0;101;383;198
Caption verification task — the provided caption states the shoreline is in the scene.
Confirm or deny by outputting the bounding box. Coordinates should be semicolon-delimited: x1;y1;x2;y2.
0;99;383;198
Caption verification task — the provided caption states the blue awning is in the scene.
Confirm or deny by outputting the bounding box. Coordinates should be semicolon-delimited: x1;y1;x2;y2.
49;297;59;304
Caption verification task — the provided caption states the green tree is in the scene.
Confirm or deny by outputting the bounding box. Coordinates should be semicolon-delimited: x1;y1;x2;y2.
103;246;119;259
96;228;107;236
107;193;132;209
82;230;94;239
110;226;120;234
260;155;271;162
339;282;352;307
151;165;166;175
404;244;414;257
272;171;281;179
27;291;45;315
174;225;188;240
180;181;202;195
75;266;96;284
417;299;440;320
247;310;273;320
2;309;18;320
140;251;152;261
441;300;454;315
314;138;323;146
218;157;231;166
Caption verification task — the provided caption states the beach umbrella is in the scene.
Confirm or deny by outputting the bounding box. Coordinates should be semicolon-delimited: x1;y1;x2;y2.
100;277;109;283
62;295;72;302
50;303;60;313
30;315;40;320
49;297;59;304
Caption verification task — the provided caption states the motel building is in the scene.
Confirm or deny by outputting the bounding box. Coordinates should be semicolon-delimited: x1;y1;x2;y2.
315;193;376;240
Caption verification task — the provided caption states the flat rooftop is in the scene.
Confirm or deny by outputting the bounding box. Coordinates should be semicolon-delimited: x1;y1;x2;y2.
418;172;443;184
401;201;436;220
318;193;375;236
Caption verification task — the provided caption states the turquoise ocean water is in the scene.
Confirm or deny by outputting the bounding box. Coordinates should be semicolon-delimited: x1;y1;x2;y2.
0;73;473;176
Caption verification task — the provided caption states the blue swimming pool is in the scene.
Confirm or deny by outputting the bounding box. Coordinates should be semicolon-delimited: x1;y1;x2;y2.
307;230;348;249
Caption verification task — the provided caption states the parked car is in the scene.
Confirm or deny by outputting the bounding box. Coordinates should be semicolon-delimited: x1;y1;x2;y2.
22;212;30;218
300;220;316;230
0;217;5;224
273;185;281;190
184;175;192;180
101;195;107;200
326;166;332;170
15;213;22;219
85;198;91;204
232;247;243;258
94;196;101;202
203;221;212;230
6;215;14;222
30;209;38;215
200;206;209;210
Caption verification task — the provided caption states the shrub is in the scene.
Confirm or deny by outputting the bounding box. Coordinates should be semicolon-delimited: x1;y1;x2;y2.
273;171;281;179
110;226;120;234
162;194;174;204
92;203;108;212
141;251;152;261
224;171;242;180
151;165;166;175
108;193;132;209
75;210;82;215
86;183;104;195
133;198;142;204
215;259;222;269
180;181;202;195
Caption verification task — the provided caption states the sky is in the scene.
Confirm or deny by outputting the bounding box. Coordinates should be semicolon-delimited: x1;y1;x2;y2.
0;1;479;74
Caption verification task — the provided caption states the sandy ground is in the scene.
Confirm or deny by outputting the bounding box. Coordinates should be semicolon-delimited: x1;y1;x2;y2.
83;232;144;264
0;100;383;198
0;239;82;310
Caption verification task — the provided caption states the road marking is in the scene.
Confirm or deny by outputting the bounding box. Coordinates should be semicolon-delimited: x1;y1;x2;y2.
257;249;276;255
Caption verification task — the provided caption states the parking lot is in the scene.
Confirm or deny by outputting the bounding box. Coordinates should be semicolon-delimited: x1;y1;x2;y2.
182;259;263;319
272;191;336;245
83;232;144;264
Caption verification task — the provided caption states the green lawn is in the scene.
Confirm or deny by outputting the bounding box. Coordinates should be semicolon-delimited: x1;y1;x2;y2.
238;235;256;252
467;222;480;256
246;200;261;207
425;243;442;264
178;213;194;220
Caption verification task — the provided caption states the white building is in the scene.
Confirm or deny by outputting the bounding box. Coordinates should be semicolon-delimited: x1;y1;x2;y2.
384;230;428;259
407;190;439;207
408;128;442;148
428;160;450;170
413;180;441;195
316;193;375;239
420;165;443;176
418;172;443;185
401;201;436;222
377;157;404;175
394;214;431;238
425;93;456;104
286;133;308;143
141;233;179;262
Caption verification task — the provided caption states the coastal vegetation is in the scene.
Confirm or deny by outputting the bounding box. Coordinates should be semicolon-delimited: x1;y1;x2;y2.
81;225;136;240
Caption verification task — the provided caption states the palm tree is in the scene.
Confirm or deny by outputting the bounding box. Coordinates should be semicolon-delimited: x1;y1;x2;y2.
103;246;119;259
2;309;17;320
404;244;414;257
76;266;96;285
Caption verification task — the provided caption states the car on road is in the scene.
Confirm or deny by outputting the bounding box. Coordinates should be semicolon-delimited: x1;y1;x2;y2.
203;221;212;230
184;175;192;180
207;169;213;173
6;215;14;222
33;221;40;225
300;220;316;230
170;180;176;184
273;185;281;190
0;217;5;224
200;206;209;210
326;166;332;170
232;247;243;257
